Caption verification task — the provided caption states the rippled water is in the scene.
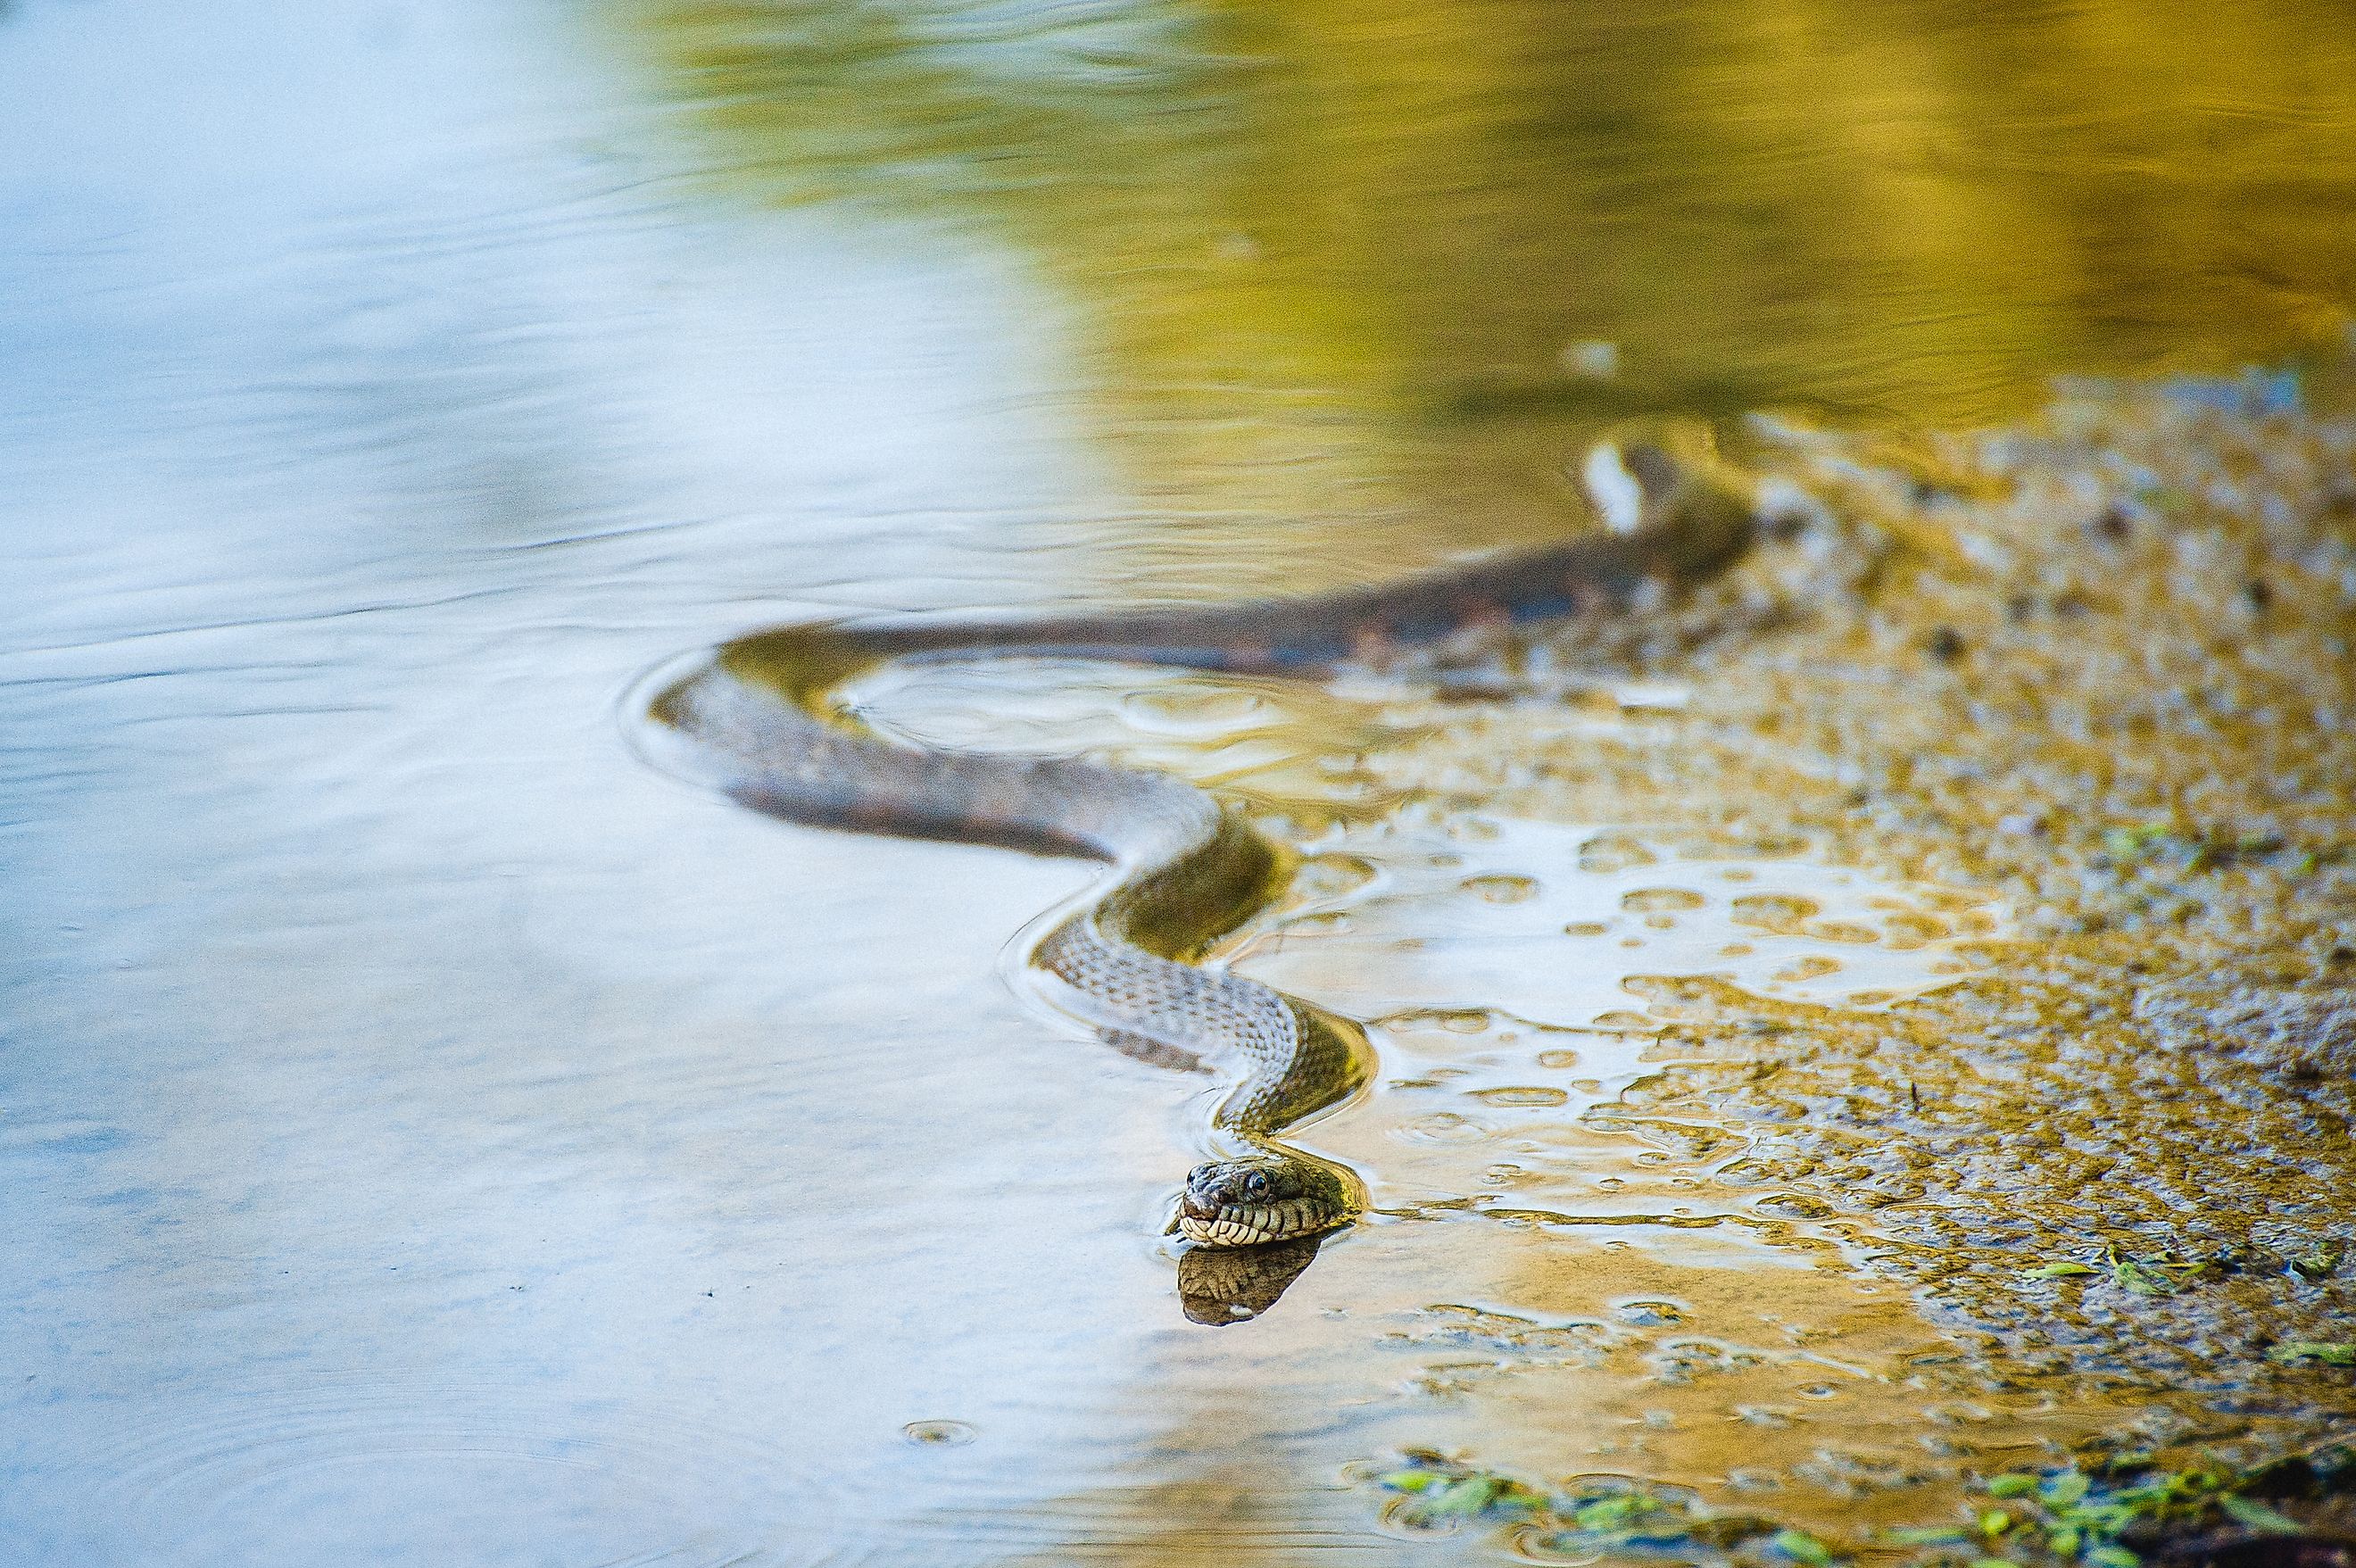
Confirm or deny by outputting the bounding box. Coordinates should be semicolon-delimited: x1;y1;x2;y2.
5;0;2352;1562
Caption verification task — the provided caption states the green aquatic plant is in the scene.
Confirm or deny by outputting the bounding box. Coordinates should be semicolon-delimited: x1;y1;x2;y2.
2270;1342;2356;1367
1908;1464;2172;1566
2108;1251;2203;1298
2098;822;2291;874
1377;1461;1547;1528
1374;1453;1782;1556
2024;1260;2101;1279
1373;1446;2350;1565
2025;1235;2350;1294
1885;1452;2351;1566
2015;1247;2212;1297
2218;1496;2312;1534
1769;1528;1838;1564
2289;1243;2344;1282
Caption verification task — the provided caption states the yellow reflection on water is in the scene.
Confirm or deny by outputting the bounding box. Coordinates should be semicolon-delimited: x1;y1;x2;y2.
630;0;2356;543
605;6;2356;1555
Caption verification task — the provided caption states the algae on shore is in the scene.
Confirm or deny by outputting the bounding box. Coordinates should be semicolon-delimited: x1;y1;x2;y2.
1317;364;2356;1552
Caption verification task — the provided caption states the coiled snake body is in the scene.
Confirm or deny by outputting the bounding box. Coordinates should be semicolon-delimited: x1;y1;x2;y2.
641;443;1753;1284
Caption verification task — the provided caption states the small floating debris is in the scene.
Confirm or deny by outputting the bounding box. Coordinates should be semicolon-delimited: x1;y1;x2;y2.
901;1420;977;1447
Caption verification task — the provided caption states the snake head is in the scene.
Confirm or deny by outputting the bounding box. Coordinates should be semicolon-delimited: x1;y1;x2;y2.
1175;1153;1356;1248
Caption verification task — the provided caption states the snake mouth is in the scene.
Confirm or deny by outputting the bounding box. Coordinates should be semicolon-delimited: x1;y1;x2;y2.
1176;1196;1337;1249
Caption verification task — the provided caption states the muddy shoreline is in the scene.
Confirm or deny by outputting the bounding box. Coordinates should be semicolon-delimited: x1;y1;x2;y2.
1341;361;2356;1556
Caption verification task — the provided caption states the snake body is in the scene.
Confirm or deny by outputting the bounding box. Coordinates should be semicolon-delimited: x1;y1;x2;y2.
641;442;1754;1256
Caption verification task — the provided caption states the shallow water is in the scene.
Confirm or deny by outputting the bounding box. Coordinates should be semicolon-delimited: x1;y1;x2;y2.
5;1;2354;1563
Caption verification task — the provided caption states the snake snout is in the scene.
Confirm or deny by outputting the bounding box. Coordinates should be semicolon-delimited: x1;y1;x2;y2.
1175;1153;1354;1249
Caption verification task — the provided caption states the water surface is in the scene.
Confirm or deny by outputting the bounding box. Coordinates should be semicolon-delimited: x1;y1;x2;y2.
4;0;2353;1562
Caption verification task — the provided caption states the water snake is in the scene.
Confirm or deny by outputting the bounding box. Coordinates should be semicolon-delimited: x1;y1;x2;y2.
636;438;1755;1307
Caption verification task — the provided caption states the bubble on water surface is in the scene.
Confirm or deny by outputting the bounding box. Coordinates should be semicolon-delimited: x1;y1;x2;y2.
1396;1111;1492;1144
1231;817;2008;1024
1377;1007;1497;1038
1576;834;1656;874
1459;872;1539;904
902;1420;977;1447
1755;1192;1838;1220
1295;852;1380;900
1611;1299;1688;1328
1879;912;1953;947
1119;684;1269;731
1729;893;1821;931
1770;956;1841;983
1469;1085;1569;1108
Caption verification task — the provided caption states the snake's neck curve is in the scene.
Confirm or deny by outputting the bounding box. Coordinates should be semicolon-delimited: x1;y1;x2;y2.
639;436;1757;1261
646;623;1355;1099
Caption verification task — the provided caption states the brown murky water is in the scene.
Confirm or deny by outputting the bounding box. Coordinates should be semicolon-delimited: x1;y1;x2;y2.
4;1;2352;1563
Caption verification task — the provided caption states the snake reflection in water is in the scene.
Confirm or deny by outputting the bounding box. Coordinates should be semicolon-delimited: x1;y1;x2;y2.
637;436;1758;1324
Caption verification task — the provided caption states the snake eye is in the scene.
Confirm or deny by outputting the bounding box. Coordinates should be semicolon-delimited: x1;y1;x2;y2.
1242;1170;1271;1200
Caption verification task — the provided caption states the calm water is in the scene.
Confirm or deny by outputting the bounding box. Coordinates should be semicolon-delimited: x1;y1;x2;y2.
4;1;2351;1562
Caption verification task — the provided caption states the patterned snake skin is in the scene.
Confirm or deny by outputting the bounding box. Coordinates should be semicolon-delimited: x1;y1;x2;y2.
637;439;1755;1315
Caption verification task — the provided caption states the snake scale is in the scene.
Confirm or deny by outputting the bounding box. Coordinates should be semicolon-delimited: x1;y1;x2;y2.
639;439;1755;1294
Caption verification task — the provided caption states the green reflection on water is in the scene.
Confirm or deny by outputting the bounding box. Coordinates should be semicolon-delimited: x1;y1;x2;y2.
628;0;2356;525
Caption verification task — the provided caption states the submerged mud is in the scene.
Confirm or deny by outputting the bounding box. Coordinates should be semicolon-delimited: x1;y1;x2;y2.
1290;366;2356;1550
843;362;2355;1556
